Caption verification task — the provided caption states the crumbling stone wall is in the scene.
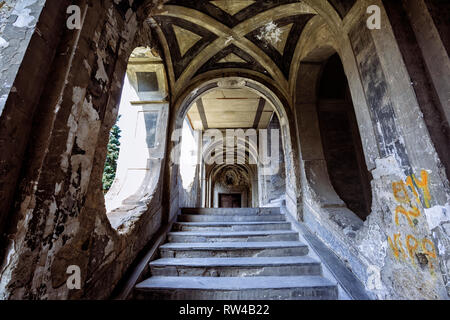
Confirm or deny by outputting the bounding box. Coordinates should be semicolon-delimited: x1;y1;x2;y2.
0;0;68;259
0;0;168;300
0;0;46;113
294;0;450;299
383;0;450;182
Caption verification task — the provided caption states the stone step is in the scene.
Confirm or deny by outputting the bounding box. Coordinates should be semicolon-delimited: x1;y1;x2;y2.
160;241;309;258
150;256;322;277
178;214;285;222
134;276;338;300
167;230;299;242
173;221;293;231
181;208;280;215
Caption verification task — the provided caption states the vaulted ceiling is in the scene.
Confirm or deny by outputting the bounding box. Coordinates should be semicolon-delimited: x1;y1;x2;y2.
187;88;274;130
150;0;356;99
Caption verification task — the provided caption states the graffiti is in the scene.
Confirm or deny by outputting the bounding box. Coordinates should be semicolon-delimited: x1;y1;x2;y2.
388;233;406;260
391;170;432;227
387;170;437;272
392;170;431;208
422;238;437;269
394;205;420;227
406;170;431;209
388;233;437;269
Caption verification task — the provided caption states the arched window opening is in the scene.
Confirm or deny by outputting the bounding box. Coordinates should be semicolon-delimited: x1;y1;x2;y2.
104;47;169;230
317;53;372;220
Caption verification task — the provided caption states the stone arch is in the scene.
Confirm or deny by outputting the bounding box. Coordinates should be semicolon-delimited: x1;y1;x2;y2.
291;3;450;298
166;73;302;221
292;17;380;226
295;55;363;227
202;135;260;166
1;0;448;301
289;12;380;170
208;164;256;208
202;136;260;208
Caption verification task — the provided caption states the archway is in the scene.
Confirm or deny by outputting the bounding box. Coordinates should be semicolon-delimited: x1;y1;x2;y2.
202;136;260;208
316;53;372;220
209;164;254;208
167;75;301;221
293;34;375;232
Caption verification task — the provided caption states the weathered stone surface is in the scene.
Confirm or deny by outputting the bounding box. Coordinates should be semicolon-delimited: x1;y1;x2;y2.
0;0;448;300
136;206;337;299
0;0;168;300
135;276;338;300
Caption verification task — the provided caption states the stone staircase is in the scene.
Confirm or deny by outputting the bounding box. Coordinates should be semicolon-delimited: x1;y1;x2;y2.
134;207;338;300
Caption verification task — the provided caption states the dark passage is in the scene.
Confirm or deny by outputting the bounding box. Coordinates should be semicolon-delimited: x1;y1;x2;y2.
219;194;242;208
317;54;372;220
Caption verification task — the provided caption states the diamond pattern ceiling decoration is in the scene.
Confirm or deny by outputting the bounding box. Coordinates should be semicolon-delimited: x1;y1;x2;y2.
209;0;256;16
152;1;344;96
164;0;300;28
245;14;314;78
272;23;293;55
196;45;269;77
153;15;218;79
328;0;357;18
173;25;203;57
218;53;248;64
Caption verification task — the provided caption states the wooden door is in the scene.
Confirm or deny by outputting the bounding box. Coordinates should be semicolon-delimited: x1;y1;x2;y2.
219;194;242;208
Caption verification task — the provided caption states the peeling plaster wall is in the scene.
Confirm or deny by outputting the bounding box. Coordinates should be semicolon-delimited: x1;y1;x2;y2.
295;0;450;300
0;0;45;114
0;0;168;300
0;0;72;266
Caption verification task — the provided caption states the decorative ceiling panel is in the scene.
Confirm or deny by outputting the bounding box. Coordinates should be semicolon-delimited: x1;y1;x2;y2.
245;14;314;78
165;0;300;28
152;1;327;97
153;15;219;79
327;0;356;19
209;0;257;16
195;44;270;77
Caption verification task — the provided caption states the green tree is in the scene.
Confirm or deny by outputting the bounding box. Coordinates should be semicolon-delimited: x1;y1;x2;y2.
103;116;121;193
